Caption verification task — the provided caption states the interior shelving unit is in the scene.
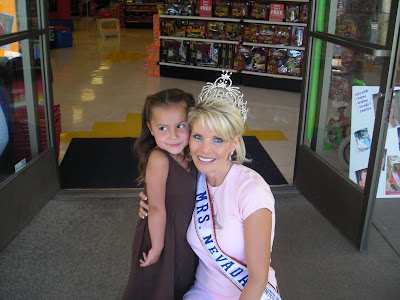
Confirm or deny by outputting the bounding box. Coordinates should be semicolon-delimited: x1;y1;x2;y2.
125;1;163;25
158;0;308;92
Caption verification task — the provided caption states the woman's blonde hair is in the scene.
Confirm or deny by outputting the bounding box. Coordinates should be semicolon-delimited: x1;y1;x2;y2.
188;95;249;164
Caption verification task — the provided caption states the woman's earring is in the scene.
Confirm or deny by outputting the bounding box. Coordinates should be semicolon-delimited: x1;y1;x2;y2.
229;152;233;161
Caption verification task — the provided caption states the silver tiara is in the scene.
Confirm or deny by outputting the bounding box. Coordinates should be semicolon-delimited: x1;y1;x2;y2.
197;70;248;123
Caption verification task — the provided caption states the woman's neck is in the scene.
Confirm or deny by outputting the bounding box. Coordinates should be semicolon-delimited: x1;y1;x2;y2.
207;162;233;187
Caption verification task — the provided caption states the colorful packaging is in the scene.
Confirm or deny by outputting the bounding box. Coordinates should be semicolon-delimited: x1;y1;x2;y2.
285;5;300;22
161;19;175;36
274;25;291;46
267;48;286;74
163;40;188;64
153;14;160;31
231;1;248;18
174;20;187;37
189;41;220;67
153;62;160;77
225;22;243;41
258;24;275;44
207;22;226;40
283;49;303;76
153;46;160;62
147;44;154;61
244;46;267;72
243;24;259;43
233;44;248;70
299;4;308;23
146;61;154;76
250;2;268;20
186;20;207;38
153;30;160;47
291;26;305;47
214;0;230;17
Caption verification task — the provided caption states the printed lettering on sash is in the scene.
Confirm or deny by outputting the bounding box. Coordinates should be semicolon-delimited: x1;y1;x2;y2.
194;173;282;300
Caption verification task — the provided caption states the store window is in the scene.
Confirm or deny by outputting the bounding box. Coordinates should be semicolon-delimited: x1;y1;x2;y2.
0;0;38;36
319;0;391;46
0;39;52;184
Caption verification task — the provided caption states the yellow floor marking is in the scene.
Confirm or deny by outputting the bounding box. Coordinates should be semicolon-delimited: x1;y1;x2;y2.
103;51;146;63
60;114;287;143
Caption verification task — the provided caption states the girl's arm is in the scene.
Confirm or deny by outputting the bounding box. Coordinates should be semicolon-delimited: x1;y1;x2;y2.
239;208;272;300
139;150;168;267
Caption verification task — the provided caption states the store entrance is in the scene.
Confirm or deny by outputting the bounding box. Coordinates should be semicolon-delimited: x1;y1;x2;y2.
0;0;60;248
294;0;400;250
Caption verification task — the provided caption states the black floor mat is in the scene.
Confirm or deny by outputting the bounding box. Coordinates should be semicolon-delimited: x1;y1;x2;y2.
60;136;287;189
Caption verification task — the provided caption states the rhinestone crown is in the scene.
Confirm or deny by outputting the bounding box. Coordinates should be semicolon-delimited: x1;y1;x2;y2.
197;70;248;123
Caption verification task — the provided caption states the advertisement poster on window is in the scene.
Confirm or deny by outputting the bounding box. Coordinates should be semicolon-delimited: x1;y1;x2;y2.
350;86;400;198
0;2;18;53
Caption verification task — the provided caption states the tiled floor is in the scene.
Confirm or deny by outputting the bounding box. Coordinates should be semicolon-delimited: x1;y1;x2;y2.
52;18;301;184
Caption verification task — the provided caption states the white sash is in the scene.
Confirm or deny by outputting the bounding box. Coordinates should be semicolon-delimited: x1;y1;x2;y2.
194;173;282;300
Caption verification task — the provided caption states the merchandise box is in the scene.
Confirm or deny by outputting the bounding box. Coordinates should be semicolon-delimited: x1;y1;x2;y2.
189;41;220;68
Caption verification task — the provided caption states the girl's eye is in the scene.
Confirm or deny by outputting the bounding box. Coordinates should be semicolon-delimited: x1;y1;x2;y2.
158;126;167;131
214;137;223;143
177;124;185;129
193;134;202;140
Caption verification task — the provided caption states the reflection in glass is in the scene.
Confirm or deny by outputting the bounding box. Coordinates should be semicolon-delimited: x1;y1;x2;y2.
306;40;383;185
320;0;390;46
0;40;56;185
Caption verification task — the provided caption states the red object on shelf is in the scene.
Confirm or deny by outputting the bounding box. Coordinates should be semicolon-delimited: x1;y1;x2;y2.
12;104;61;162
99;11;114;18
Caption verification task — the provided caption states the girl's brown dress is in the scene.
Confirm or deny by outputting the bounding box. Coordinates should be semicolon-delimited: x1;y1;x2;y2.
123;148;198;300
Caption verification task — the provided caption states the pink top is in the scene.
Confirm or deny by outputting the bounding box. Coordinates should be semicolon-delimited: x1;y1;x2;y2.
186;164;277;300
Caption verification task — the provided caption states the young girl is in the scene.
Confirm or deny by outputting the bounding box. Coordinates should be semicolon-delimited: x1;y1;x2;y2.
123;89;198;300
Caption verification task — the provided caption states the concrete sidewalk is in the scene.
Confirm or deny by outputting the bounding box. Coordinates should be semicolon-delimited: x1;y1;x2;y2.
0;188;399;300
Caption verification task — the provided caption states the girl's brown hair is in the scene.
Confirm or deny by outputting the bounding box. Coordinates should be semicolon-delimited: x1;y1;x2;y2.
134;89;195;184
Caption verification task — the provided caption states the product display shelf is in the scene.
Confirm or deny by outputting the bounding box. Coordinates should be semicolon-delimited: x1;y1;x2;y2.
242;70;302;80
159;62;238;73
243;19;307;27
160;36;240;45
242;42;305;51
125;1;163;26
159;14;241;23
159;0;308;92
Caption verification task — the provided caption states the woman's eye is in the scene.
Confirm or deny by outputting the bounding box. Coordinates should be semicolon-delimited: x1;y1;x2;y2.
193;134;202;140
214;137;223;143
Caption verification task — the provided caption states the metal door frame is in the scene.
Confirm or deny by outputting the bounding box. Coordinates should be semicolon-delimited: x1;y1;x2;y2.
0;0;60;249
295;0;400;250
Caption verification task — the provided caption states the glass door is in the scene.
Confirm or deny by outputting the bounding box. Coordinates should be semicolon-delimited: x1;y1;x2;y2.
295;0;400;250
0;0;60;248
